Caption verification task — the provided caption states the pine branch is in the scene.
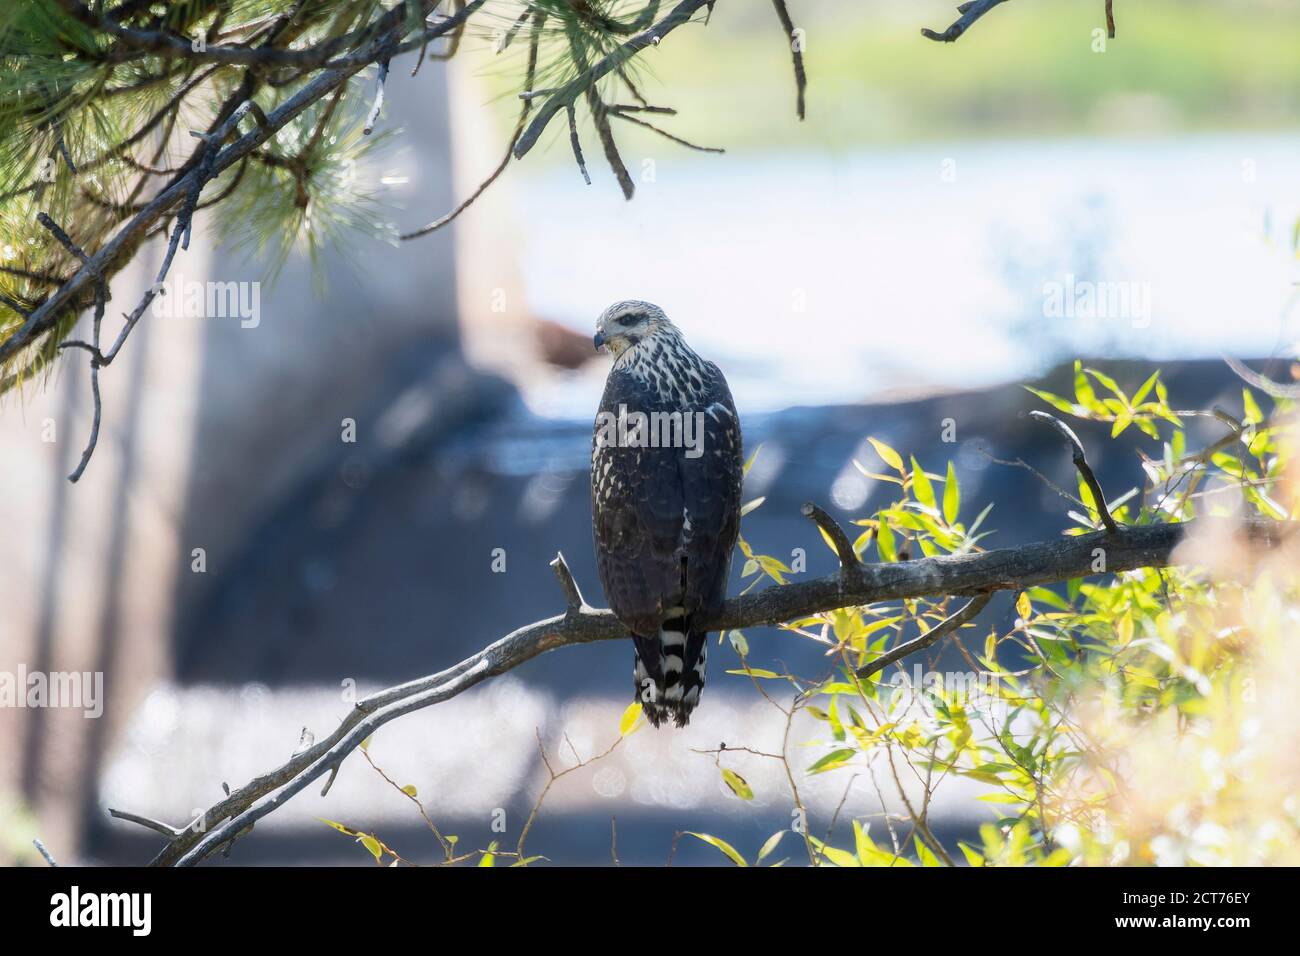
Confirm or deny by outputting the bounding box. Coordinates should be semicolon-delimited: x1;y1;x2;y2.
514;0;715;161
0;0;486;459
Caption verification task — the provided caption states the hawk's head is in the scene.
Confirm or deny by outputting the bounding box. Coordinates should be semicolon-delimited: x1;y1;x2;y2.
592;300;672;358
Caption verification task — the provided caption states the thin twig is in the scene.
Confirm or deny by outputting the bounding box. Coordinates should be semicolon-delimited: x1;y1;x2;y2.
609;109;724;153
36;212;106;483
363;57;390;135
401;8;544;240
108;807;187;838
566;103;591;185
33;838;59;867
770;0;805;120
801;502;860;570
586;88;634;198
856;593;992;679
550;551;587;611
1027;410;1119;533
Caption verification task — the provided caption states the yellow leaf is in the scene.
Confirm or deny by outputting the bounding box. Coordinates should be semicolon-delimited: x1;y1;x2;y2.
684;831;748;866
619;701;643;736
359;833;383;862
721;768;754;800
1116;610;1134;645
318;817;357;836
868;436;905;473
1016;592;1031;622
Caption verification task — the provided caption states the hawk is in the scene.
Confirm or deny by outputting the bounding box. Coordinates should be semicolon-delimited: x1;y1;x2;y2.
590;301;743;727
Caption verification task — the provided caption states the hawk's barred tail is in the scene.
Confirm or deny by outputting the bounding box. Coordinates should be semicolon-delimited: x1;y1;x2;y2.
632;615;708;728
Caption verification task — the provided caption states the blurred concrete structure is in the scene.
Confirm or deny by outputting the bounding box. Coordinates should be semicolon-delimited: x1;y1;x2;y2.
0;58;479;864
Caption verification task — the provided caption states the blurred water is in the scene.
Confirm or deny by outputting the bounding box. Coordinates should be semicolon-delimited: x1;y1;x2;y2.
515;133;1300;417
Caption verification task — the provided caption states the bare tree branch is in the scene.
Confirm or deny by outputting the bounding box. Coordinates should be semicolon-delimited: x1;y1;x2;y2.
107;808;187;839
36;213;107;482
134;508;1286;867
1027;410;1119;533
770;0;806;120
550;552;587;611
855;593;991;679
801;502;860;570
922;0;1010;43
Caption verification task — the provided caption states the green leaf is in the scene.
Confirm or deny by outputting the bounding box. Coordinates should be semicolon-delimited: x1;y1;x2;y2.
1073;360;1100;411
827;695;845;742
721;768;754;800
1242;388;1264;425
1024;386;1077;416
876;517;897;562
756;830;786;864
910;456;936;510
1132;370;1160;406
684;831;748;866
807;748;855;774
1086;367;1128;405
725;667;783;679
942;461;960;524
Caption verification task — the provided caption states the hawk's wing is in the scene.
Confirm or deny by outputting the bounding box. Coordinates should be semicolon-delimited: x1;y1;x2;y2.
591;361;743;636
677;360;743;617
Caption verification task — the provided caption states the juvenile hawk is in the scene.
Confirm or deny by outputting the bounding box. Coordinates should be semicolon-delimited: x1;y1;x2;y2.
591;301;743;727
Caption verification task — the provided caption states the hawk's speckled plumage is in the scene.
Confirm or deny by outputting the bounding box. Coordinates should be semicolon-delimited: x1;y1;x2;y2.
590;301;743;727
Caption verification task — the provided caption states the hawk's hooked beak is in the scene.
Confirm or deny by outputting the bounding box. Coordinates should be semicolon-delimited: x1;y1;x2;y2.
593;331;606;351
